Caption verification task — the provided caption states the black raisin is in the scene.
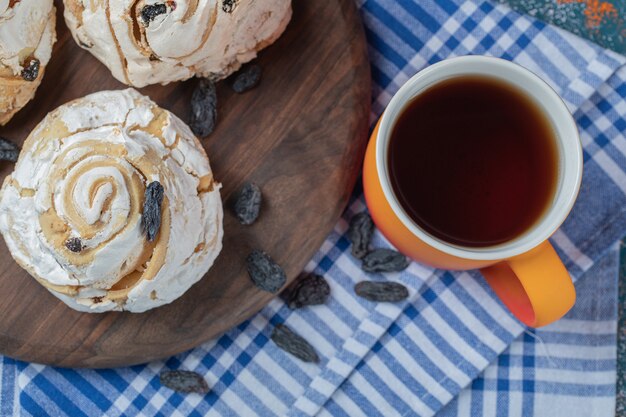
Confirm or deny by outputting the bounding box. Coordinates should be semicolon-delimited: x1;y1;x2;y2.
234;182;262;225
65;238;83;253
286;273;330;309
142;181;164;242
354;281;409;302
271;324;319;363
141;4;167;25
222;0;237;13
246;250;286;293
159;370;210;394
348;212;374;259
189;79;217;138
21;58;40;82
230;64;262;94
361;248;409;273
0;137;20;162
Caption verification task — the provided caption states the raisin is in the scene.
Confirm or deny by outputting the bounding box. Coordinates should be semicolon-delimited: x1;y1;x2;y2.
159;370;210;394
348;212;374;259
361;248;409;273
230;64;262;94
142;181;164;242
222;0;237;13
21;58;39;82
271;324;319;363
141;4;167;25
234;182;262;225
189;79;217;138
354;281;409;302
0;137;20;162
65;238;83;253
246;250;286;293
286;273;330;309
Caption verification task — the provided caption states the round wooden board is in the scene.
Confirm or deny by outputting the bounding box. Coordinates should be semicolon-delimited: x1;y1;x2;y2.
0;0;370;368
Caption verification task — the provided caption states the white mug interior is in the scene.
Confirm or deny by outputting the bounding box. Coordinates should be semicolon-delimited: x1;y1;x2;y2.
376;55;583;261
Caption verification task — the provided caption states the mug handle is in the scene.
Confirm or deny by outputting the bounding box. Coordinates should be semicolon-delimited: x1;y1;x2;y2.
480;241;575;327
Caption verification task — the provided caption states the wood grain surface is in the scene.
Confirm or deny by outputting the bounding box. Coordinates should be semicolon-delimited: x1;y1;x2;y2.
0;0;370;368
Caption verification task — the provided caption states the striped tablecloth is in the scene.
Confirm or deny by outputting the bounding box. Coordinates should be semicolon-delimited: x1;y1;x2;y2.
1;0;626;415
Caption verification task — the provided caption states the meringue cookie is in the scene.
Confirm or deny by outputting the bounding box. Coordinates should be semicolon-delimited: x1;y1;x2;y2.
63;0;292;87
0;89;224;312
0;0;56;125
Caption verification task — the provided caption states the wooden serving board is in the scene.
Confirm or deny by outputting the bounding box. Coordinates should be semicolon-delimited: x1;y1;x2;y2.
0;0;370;368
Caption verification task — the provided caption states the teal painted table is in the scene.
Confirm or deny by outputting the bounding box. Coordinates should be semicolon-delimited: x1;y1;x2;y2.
500;0;625;54
499;0;626;413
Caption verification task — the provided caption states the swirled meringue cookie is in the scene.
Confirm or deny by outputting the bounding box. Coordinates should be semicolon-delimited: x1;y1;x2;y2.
0;0;56;125
63;0;292;87
0;89;224;312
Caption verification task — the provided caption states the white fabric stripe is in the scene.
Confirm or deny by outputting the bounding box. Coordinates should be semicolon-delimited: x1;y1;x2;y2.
456;272;525;333
237;368;289;416
526;343;616;360
457;390;471;417
381;338;452;406
218;387;259;417
593;149;626;193
312;305;356;340
508;392;523;417
402;320;472;387
326;388;370;417
293;396;319;416
544;319;616;334
612;135;626;160
481;387;498;417
437;287;509;353
533;369;616;385
418;302;491;370
348;371;409;416
254;350;305;396
551;230;594;271
286;314;337;359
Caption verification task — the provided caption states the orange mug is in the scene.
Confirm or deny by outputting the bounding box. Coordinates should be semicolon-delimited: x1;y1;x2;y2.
363;56;583;327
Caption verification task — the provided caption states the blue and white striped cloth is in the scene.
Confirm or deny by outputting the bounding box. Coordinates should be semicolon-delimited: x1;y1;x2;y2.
2;0;626;415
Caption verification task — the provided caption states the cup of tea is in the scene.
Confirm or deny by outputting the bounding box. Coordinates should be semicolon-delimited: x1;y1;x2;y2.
363;56;583;327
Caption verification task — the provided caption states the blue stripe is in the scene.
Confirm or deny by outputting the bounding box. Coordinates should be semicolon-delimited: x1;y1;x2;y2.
20;390;51;417
404;304;480;377
60;370;113;413
385;322;462;395
1;357;14;417
363;1;425;51
29;373;89;417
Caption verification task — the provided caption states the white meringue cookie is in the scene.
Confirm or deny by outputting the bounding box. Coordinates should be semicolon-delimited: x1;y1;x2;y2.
0;89;224;312
0;0;56;125
63;0;292;87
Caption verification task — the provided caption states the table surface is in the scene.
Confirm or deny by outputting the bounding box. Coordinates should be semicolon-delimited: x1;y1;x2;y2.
499;0;626;413
499;0;625;54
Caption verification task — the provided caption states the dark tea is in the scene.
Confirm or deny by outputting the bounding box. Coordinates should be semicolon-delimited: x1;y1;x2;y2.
388;76;559;247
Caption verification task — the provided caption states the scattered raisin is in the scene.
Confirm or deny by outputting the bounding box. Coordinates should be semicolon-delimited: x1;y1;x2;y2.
141;4;167;25
222;0;237;13
159;370;210;394
142;181;164;242
271;324;319;363
189;79;217;138
361;248;409;273
348;212;374;259
230;64;262;94
65;238;83;253
286;273;330;309
234;182;262;225
354;281;409;302
21;58;40;82
246;250;286;293
0;137;20;162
